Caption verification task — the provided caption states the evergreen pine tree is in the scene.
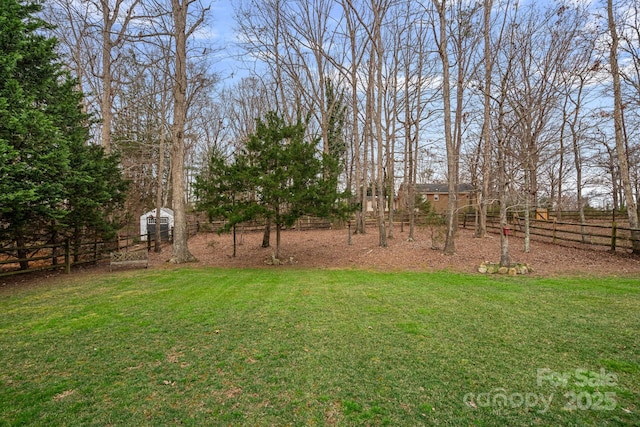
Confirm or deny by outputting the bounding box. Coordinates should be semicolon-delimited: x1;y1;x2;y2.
0;0;127;269
195;112;352;260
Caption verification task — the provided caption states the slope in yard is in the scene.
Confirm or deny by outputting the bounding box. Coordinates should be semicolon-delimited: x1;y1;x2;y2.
155;226;640;276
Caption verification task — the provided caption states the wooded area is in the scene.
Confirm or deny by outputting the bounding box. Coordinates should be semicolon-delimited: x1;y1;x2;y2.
4;209;635;277
2;0;640;270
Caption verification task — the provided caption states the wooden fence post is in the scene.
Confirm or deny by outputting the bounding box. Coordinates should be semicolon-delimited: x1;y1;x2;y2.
611;221;617;252
64;238;71;274
52;241;58;266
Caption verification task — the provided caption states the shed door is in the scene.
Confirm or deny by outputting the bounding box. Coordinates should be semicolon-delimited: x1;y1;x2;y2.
147;217;170;241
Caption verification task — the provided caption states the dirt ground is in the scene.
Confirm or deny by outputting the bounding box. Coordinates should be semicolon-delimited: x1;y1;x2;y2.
150;225;640;276
2;225;639;290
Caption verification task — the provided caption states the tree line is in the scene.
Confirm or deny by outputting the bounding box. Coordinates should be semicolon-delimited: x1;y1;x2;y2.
228;0;640;262
0;0;127;269
4;0;639;267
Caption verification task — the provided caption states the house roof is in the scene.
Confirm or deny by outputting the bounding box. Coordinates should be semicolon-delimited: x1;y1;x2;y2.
415;183;474;194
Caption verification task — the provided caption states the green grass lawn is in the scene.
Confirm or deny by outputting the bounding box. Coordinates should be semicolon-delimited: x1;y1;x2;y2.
0;268;638;426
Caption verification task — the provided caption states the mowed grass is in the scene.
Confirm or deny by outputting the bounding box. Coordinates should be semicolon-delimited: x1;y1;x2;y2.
0;268;639;426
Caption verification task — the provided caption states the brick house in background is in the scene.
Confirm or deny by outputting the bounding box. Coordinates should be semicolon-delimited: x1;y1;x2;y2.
397;183;475;213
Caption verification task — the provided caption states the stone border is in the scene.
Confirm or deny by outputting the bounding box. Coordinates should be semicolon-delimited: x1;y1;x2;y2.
478;262;533;275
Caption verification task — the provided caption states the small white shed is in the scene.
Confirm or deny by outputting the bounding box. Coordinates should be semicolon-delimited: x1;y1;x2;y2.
140;207;174;241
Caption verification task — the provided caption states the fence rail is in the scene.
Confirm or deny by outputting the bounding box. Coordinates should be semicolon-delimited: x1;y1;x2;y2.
1;239;82;277
0;221;205;278
201;215;333;233
479;213;638;253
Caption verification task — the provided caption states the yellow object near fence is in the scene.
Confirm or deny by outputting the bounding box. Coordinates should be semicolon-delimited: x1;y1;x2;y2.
536;208;549;221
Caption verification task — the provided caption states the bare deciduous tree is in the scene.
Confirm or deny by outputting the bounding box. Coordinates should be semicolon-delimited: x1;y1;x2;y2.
432;0;457;255
608;0;640;253
477;0;497;238
98;0;143;154
168;0;208;264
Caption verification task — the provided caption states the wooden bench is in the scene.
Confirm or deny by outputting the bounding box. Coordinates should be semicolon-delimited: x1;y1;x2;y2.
110;250;149;272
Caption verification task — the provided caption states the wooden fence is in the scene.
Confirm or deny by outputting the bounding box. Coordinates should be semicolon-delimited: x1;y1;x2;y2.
0;222;201;278
0;217;298;278
479;213;638;253
0;238;116;278
201;215;333;233
204;211;636;254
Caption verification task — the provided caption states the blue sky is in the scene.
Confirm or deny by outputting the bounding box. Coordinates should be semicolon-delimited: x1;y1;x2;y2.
207;0;244;82
210;0;235;44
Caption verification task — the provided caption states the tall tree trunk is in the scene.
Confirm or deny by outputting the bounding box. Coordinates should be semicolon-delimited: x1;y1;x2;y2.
15;230;29;271
499;138;510;267
496;47;512;267
570;77;587;243
410;128;419;240
363;33;375;238
349;36;366;233
403;51;415;241
232;224;237;257
573;137;587;242
101;45;112;153
434;0;456;255
98;0;141;153
406;130;415;242
608;0;640;253
496;81;510;267
557;114;565;221
169;0;196;264
276;223;282;260
361;123;369;234
348;17;364;234
386;120;395;240
154;127;167;253
374;8;386;248
100;0;113;154
262;218;271;248
405;129;415;242
406;17;425;243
